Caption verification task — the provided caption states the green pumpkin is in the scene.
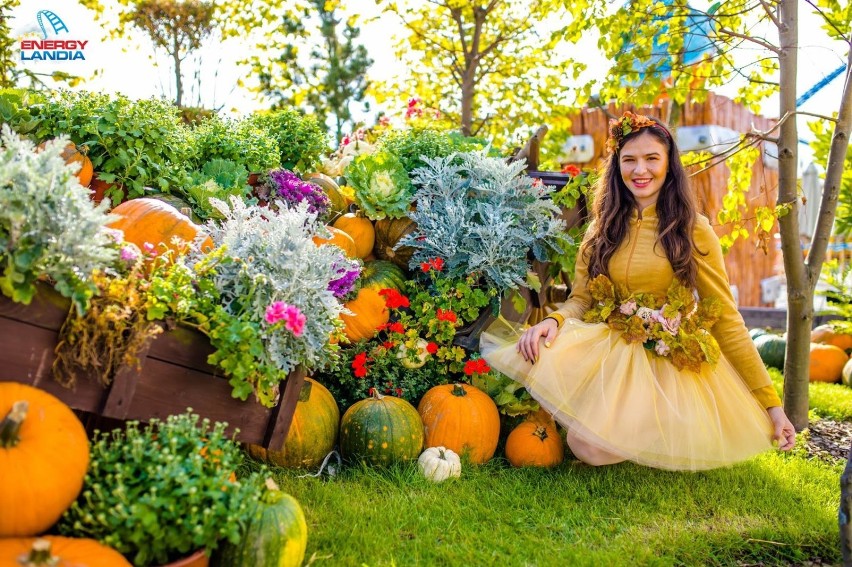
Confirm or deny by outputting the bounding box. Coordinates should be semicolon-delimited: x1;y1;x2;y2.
360;260;407;292
247;378;339;469
340;391;424;466
211;479;307;567
754;333;786;370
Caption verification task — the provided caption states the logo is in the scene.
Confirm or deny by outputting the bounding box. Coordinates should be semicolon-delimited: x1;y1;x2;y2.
20;10;88;61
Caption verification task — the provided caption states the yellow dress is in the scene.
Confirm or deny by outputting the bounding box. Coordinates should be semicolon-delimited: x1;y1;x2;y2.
480;204;780;471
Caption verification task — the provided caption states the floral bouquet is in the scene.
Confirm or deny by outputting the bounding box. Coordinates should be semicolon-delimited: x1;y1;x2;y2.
583;274;723;372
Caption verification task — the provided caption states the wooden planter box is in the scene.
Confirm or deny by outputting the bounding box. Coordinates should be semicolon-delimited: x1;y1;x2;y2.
1;285;304;449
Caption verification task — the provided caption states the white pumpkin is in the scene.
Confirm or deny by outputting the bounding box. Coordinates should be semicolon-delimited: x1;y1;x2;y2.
397;338;430;369
418;446;461;482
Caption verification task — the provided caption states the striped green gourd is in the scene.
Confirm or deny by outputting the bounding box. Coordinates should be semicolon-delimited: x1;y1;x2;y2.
211;478;307;567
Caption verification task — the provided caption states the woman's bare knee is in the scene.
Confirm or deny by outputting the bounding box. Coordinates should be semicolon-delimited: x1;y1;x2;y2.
566;432;625;466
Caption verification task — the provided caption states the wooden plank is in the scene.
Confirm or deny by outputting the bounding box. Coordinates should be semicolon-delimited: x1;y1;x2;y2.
264;365;306;449
0;315;108;411
121;357;273;445
100;341;152;420
0;284;69;329
740;308;834;330
147;325;219;375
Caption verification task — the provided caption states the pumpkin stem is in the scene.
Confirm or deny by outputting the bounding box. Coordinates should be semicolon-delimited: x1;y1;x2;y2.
533;426;549;441
0;401;28;448
438;448;446;460
19;538;58;566
451;383;468;397
371;389;385;401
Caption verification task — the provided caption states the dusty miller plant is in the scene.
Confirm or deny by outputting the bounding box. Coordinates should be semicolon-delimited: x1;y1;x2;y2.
0;125;118;313
399;150;565;298
204;197;360;405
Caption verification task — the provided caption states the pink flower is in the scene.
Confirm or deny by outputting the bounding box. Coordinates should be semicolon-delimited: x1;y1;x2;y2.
142;242;158;257
654;307;681;334
619;299;637;316
654;340;671;356
284;306;306;336
119;245;139;263
264;301;307;337
265;301;288;325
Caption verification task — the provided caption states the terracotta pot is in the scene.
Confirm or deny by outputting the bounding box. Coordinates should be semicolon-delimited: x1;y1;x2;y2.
157;549;209;567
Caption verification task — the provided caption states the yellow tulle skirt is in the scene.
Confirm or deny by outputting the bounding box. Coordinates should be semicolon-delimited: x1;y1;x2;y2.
480;317;774;471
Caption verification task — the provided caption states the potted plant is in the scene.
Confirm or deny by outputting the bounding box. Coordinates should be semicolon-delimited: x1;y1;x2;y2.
57;411;265;567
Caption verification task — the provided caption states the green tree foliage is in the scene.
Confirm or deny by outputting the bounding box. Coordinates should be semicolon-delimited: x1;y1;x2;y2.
249;0;373;145
79;0;302;107
124;0;216;107
372;0;579;156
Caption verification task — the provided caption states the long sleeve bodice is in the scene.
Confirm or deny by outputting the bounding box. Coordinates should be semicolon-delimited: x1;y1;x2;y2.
551;204;782;409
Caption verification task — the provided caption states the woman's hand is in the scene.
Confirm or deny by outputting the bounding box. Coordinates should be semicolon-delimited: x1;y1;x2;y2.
517;318;559;364
766;406;796;451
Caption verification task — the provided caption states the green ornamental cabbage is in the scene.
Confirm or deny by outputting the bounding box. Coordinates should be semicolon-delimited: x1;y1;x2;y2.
344;151;414;220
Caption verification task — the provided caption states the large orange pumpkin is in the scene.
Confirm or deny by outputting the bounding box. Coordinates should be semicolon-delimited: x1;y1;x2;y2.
809;342;848;383
810;324;852;352
332;212;375;259
108;198;214;255
504;420;564;468
312;226;357;258
417;383;500;464
340;287;389;342
0;536;132;567
248;378;340;469
0;383;90;537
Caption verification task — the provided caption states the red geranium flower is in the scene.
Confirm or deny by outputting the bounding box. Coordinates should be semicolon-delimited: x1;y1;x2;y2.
378;288;410;309
436;308;457;323
426;342;438;354
561;164;581;177
464;358;491;376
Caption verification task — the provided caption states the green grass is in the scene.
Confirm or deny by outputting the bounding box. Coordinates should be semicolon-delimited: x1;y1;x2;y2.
256;452;840;566
233;368;850;566
769;366;852;420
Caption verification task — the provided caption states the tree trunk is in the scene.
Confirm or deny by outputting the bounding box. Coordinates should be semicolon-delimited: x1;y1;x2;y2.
841;439;852;564
776;0;809;431
173;34;183;107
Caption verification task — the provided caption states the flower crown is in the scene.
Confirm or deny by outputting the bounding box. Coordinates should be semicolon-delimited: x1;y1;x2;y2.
606;111;659;152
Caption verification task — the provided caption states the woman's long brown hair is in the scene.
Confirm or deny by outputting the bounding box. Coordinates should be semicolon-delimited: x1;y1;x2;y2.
583;118;701;287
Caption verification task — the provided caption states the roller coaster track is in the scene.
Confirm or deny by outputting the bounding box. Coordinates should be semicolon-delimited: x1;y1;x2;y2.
36;10;68;39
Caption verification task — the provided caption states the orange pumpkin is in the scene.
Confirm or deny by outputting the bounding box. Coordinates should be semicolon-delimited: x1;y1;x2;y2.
248;378;340;468
809;342;848;383
37;141;93;188
108;198;214;255
0;536;132;567
811;324;852;352
340;287;389;342
417;383;500;464
312;226;357;258
332;212;375;259
505;420;564;468
0;383;90;537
